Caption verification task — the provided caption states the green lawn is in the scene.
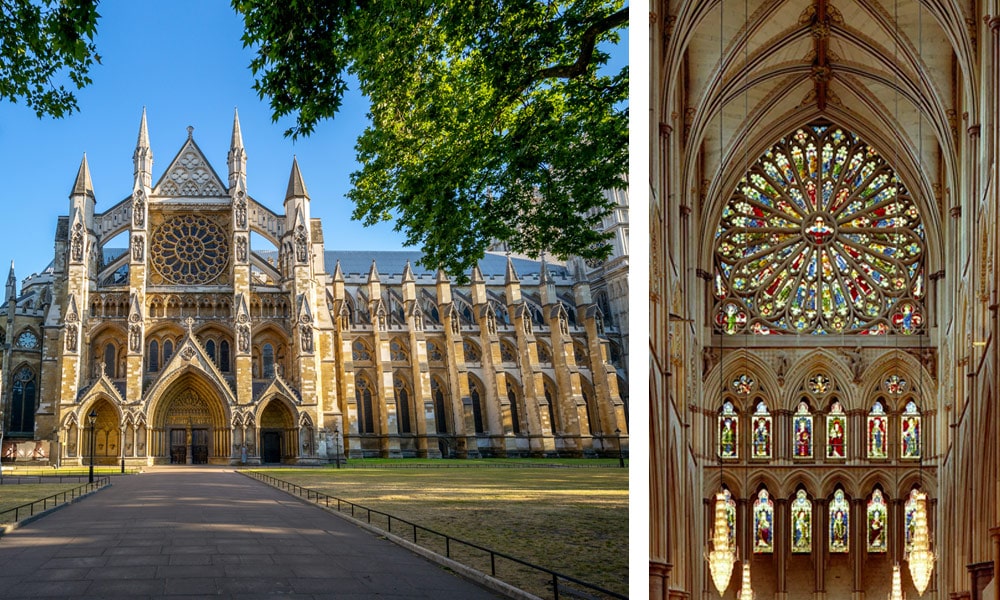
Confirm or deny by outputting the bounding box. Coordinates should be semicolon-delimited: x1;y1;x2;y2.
0;483;84;522
254;460;628;598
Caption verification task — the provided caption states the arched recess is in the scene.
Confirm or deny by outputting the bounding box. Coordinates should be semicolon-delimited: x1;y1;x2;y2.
258;396;296;464
147;371;231;465
80;397;122;465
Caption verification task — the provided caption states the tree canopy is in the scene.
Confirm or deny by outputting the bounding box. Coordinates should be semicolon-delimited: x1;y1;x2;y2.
0;0;100;118
235;1;628;277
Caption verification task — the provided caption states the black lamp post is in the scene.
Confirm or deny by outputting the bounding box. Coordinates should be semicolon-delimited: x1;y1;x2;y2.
615;427;625;468
87;410;97;483
333;424;341;469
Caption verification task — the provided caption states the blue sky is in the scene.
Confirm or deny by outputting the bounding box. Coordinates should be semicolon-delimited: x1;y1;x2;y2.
0;1;627;280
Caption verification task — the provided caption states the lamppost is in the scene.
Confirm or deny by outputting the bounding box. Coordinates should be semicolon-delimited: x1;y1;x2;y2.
333;424;341;469
615;427;625;468
120;425;126;474
87;410;97;483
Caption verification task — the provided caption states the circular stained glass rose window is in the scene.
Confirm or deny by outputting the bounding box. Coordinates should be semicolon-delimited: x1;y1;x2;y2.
713;123;926;335
151;215;229;285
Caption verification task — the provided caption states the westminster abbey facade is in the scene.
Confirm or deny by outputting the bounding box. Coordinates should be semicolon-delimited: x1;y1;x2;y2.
0;109;628;467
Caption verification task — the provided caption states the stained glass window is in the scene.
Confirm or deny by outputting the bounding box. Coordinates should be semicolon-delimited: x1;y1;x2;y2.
713;123;926;335
883;374;908;396
753;489;774;553
867;489;888;553
724;488;737;549
901;400;921;459
732;374;755;395
830;489;850;553
791;489;812;553
718;400;738;459
751;400;771;459
808;373;832;395
827;400;847;459
905;489;918;552
793;400;813;459
867;400;888;459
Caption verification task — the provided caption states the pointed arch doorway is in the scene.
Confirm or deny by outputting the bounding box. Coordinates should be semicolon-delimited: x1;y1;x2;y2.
150;374;230;465
259;398;295;464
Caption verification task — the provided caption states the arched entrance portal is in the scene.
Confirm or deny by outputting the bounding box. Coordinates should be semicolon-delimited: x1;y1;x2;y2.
150;374;230;465
259;398;295;464
82;398;121;466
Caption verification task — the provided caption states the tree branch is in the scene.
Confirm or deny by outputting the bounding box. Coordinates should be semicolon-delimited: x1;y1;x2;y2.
534;7;627;80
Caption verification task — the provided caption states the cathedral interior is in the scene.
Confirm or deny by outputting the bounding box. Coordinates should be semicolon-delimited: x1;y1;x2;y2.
652;1;1000;599
0;109;629;469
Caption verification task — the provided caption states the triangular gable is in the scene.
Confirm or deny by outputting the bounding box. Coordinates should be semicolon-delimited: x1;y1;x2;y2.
77;370;126;405
152;136;227;198
142;329;237;406
253;374;302;404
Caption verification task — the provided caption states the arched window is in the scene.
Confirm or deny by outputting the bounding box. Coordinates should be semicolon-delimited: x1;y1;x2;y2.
793;400;813;459
790;489;812;554
163;339;173;363
220;340;230;372
432;378;448;433
356;376;375;434
826;400;847;460
712;123;926;335
507;383;521;434
901;400;921;459
206;340;216;362
718;400;738;459
262;343;275;378
543;381;557;433
724;488;736;549
867;400;888;459
829;488;850;553
104;343;116;378
9;367;36;434
750;399;770;459
469;377;485;434
148;340;159;372
905;489;918;552
867;489;888;553
752;488;774;554
395;376;411;434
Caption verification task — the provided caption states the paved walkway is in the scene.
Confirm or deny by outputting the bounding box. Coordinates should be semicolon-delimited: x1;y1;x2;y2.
0;467;506;599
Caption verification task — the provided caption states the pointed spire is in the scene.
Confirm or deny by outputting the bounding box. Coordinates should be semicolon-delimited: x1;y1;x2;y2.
470;264;485;284
332;259;344;282
71;154;95;199
136;106;150;151
230;107;244;150
436;268;450;284
504;254;520;284
285;156;309;200
5;260;15;302
367;259;380;283
228;107;247;190
539;254;557;305
133;107;153;188
402;261;415;283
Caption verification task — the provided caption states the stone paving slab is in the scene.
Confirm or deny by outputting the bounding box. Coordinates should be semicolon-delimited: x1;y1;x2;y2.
0;466;508;599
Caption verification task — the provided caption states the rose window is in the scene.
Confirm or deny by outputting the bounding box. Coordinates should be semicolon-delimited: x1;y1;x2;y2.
151;215;229;284
713;123;926;335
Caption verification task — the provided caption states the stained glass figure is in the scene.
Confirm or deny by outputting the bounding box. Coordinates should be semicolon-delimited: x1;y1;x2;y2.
712;124;926;335
791;489;812;553
808;373;832;395
883;374;908;396
753;489;774;553
718;401;738;459
867;489;888;553
827;400;847;459
867;401;888;459
725;488;737;549
901;400;921;459
751;401;771;459
905;489;918;552
732;374;755;395
793;400;813;459
830;489;850;553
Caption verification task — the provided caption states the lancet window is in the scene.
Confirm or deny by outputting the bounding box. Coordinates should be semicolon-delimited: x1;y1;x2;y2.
712;123;926;335
829;488;850;553
750;399;770;459
718;400;738;459
826;400;847;460
790;489;812;553
867;400;888;459
792;400;813;459
867;489;888;553
901;400;921;459
752;488;774;554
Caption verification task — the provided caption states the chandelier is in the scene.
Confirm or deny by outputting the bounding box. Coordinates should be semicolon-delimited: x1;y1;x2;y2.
888;564;905;600
736;561;754;600
907;490;935;595
707;491;736;594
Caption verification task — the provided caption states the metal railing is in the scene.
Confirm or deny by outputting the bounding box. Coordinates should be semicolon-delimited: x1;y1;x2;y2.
243;470;626;600
0;477;111;523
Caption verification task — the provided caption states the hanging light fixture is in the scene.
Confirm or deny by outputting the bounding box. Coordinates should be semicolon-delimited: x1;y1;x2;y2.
736;560;754;600
907;490;935;595
707;491;737;594
888;564;905;600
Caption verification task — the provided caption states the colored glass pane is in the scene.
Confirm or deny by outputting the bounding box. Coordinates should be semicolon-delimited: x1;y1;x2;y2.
725;489;736;549
751;401;771;459
830;489;850;553
867;489;888;553
905;489;917;552
808;373;831;395
793;401;813;459
713;123;925;335
902;401;921;459
827;401;847;459
791;489;812;553
868;401;888;459
753;489;774;553
732;374;755;395
883;374;907;395
718;401;738;459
